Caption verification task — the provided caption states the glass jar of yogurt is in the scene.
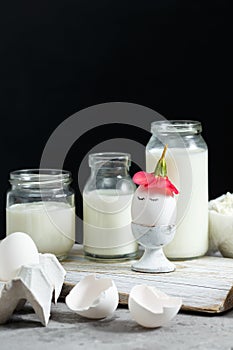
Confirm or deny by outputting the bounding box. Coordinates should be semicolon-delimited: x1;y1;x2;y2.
146;120;208;259
6;169;75;260
83;152;138;260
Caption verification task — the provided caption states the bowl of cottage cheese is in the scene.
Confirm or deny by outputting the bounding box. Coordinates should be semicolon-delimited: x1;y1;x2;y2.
208;192;233;257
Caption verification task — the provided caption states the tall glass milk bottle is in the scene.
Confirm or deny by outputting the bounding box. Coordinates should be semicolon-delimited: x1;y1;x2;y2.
146;120;208;259
83;152;138;259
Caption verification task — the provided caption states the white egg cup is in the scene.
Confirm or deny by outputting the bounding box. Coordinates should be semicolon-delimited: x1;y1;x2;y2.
131;223;176;273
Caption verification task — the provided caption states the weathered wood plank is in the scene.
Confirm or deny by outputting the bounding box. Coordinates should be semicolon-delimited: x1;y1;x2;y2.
60;245;233;314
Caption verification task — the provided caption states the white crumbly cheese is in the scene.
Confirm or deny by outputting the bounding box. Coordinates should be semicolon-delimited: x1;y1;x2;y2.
209;192;233;215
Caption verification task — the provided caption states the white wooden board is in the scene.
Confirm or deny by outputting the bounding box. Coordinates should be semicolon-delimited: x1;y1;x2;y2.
59;245;233;314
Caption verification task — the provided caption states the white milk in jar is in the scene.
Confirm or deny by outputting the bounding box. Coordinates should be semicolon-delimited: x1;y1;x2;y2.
6;169;75;260
146;121;208;259
7;201;75;257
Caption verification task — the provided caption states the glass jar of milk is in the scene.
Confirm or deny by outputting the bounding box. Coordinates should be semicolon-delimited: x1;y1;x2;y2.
83;152;138;259
6;169;75;260
146;120;208;259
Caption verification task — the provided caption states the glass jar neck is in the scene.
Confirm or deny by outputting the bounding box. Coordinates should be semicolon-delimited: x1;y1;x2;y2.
88;152;131;176
89;152;130;167
90;166;129;177
9;169;72;189
151;120;202;136
85;153;134;193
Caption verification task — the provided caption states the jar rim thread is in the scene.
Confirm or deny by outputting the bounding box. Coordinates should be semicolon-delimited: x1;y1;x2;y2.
88;152;131;168
151;120;202;135
9;169;72;185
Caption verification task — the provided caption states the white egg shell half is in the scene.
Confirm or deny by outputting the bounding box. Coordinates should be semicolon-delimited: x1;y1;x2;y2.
129;285;182;328
131;186;177;226
65;274;119;319
0;232;39;282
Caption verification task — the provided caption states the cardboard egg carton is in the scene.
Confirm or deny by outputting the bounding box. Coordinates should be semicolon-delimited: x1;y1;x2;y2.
0;254;66;326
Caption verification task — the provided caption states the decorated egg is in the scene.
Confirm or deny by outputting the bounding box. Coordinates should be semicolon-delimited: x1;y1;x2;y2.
131;185;177;226
131;145;178;227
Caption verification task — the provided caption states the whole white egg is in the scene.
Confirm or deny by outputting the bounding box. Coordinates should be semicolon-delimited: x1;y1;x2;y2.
131;186;177;226
0;232;39;282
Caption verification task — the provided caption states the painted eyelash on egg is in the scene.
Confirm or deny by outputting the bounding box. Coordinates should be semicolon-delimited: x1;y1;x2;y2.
137;196;145;200
149;198;159;201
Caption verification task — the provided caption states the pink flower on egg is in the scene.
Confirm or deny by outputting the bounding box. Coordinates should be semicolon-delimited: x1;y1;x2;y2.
132;171;179;196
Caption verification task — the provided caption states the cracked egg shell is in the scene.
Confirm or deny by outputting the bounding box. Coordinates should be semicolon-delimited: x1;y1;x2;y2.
129;285;182;328
131;186;177;226
65;274;119;319
0;232;39;282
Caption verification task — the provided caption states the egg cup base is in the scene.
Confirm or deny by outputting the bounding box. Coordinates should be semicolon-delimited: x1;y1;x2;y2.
131;247;175;273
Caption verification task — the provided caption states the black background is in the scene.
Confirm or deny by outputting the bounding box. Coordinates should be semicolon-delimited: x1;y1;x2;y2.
0;1;232;239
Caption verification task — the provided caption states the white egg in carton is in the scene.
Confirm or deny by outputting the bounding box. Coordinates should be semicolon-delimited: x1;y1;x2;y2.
0;232;66;326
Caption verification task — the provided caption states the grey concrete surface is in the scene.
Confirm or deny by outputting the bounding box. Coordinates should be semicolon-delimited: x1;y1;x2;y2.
0;302;233;350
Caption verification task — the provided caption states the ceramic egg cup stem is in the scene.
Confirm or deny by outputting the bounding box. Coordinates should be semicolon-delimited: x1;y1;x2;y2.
131;246;175;273
131;223;176;273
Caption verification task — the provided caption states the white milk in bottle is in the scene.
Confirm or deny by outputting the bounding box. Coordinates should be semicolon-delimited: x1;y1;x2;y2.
83;190;136;256
83;153;138;259
146;120;208;259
